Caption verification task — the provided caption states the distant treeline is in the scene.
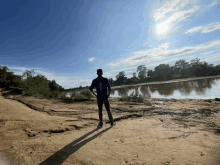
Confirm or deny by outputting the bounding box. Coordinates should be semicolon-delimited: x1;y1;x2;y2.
57;58;220;92
107;58;220;87
1;58;220;95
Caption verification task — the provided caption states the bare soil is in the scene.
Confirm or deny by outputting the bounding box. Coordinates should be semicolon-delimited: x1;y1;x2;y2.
0;81;220;165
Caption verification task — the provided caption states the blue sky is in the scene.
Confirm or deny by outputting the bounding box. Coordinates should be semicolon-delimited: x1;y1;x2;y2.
1;0;220;89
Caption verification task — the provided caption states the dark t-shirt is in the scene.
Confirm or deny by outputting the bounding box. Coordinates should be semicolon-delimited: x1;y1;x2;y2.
89;76;111;99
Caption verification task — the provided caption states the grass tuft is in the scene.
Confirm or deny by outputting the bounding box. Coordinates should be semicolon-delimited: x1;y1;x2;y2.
118;94;150;104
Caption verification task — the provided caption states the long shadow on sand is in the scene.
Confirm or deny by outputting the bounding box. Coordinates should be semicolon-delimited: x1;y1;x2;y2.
39;127;111;165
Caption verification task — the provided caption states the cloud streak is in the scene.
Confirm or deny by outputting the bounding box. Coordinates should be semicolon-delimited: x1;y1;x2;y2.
154;0;199;29
195;0;219;16
109;40;220;67
185;22;220;34
201;55;220;63
153;0;189;22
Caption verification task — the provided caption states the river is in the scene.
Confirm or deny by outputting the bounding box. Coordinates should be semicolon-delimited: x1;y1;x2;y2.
62;76;220;99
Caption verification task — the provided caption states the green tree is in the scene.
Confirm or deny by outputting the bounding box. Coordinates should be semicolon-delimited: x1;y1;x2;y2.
5;71;16;88
21;69;35;80
48;80;59;91
0;66;9;87
147;69;154;79
189;58;203;76
30;74;51;98
154;64;172;80
131;72;138;83
116;71;127;85
175;59;190;70
12;75;23;88
174;59;190;78
137;65;147;81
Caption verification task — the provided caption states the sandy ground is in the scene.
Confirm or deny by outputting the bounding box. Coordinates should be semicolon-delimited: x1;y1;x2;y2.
0;85;220;164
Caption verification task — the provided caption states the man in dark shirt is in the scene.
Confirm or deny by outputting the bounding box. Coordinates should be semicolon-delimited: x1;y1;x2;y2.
90;69;116;128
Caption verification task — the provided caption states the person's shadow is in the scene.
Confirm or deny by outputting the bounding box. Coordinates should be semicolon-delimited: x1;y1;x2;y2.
39;127;111;165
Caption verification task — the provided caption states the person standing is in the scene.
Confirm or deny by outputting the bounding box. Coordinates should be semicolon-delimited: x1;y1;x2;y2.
89;69;116;128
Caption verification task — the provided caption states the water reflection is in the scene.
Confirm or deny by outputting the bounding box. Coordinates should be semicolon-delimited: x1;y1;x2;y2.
140;85;151;98
176;81;193;96
117;87;129;97
111;77;220;99
62;77;220;99
110;90;115;95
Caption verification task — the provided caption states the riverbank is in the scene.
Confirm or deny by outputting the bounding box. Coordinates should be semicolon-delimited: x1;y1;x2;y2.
111;75;220;89
0;86;220;164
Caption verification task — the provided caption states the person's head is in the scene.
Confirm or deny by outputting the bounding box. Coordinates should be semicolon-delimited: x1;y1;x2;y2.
97;69;103;77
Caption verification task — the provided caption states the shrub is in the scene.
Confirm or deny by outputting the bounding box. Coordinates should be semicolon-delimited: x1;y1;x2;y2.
118;94;146;103
59;95;74;103
118;96;132;102
50;90;61;99
74;94;87;100
60;95;70;100
70;91;78;99
79;89;92;99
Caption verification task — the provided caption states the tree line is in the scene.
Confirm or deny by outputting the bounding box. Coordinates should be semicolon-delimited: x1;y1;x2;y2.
108;58;220;87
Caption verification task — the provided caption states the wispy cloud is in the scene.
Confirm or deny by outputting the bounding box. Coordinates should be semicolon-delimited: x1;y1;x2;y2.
195;0;219;16
201;55;220;63
153;0;189;22
209;0;219;8
204;50;218;55
185;22;220;34
9;66;43;72
88;57;95;62
154;0;199;26
109;40;220;67
166;6;199;24
70;79;92;86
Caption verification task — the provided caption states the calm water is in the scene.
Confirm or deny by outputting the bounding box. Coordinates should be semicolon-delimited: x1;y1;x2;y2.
63;77;220;99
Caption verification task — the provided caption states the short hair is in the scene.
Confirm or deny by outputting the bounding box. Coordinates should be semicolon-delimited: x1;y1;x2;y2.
97;69;103;76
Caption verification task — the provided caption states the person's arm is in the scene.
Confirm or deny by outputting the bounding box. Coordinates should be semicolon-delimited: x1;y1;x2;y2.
89;80;97;98
107;79;111;98
91;90;97;98
108;89;111;98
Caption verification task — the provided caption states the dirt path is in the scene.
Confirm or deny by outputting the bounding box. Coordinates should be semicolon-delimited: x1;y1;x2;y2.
0;89;220;165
